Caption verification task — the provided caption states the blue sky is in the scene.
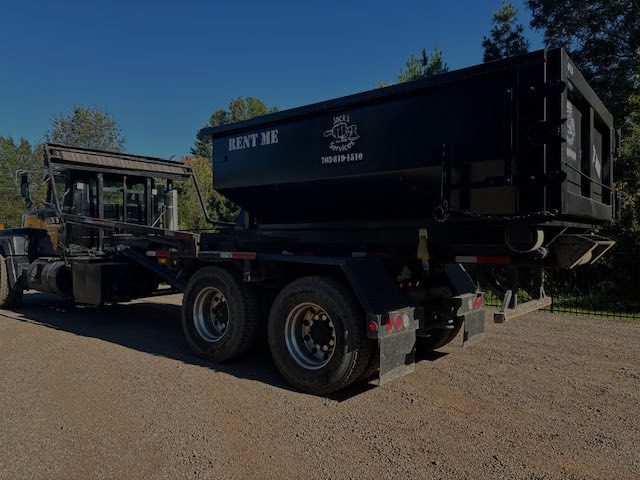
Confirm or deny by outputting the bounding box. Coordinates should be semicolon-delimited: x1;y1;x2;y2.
0;0;543;158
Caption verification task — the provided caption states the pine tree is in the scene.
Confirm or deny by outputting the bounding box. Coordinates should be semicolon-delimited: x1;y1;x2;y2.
526;0;639;125
482;1;530;62
385;46;449;86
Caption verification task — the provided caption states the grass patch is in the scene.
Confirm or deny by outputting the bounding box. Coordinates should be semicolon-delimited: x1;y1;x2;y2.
482;289;640;320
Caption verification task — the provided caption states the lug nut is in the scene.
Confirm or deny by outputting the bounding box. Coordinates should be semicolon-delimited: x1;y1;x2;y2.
322;345;328;352
303;319;310;326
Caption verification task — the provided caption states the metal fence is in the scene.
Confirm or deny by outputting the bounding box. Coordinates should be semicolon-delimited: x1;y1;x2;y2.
477;253;640;320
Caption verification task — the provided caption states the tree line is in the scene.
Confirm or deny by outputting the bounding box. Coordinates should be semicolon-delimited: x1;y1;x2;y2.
1;0;637;253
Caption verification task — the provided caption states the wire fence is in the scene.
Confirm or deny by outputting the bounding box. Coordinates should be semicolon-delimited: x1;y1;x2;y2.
477;253;640;320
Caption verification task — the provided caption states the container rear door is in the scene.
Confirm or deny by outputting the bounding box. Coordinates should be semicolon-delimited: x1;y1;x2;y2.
549;49;615;223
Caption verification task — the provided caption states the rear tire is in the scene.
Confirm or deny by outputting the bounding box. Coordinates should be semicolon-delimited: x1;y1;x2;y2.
416;315;463;352
182;266;258;362
359;346;380;382
0;254;22;308
268;276;373;395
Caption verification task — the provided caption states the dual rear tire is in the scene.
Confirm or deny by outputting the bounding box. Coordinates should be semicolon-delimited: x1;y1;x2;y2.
268;276;374;395
182;266;259;362
416;315;463;352
182;269;374;395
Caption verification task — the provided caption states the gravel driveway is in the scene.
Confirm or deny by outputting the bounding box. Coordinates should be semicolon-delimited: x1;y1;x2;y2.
1;293;638;480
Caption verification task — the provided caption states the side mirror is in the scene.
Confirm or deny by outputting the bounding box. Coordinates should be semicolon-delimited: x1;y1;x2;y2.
20;173;33;209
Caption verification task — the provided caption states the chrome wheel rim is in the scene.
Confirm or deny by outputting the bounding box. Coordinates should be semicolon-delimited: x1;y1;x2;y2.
193;287;229;342
285;302;336;370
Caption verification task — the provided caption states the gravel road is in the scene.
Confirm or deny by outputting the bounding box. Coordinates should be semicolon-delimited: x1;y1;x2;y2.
1;293;638;480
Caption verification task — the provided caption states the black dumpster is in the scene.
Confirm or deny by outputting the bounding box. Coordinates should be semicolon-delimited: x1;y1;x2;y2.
200;48;616;229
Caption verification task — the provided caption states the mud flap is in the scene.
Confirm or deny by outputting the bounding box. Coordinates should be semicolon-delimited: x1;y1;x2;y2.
376;329;416;385
462;309;485;348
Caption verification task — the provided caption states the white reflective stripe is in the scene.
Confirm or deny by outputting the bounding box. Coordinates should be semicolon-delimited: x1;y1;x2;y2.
219;252;233;259
146;251;157;257
455;256;477;263
351;252;366;257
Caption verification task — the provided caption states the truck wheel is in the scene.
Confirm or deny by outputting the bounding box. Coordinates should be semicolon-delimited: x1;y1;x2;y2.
359;347;380;382
268;276;373;395
182;266;258;362
416;316;463;352
0;254;22;308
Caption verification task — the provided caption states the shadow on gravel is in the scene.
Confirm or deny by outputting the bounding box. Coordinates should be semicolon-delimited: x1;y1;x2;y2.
4;293;449;402
416;350;448;362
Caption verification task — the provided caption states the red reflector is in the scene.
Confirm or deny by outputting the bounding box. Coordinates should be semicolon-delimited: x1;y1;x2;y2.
472;296;485;309
393;314;403;331
477;256;511;265
232;252;257;260
368;321;378;333
385;318;394;333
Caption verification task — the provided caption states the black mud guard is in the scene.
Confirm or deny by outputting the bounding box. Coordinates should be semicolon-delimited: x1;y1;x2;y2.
378;327;417;385
339;258;418;384
444;264;486;348
462;308;485;348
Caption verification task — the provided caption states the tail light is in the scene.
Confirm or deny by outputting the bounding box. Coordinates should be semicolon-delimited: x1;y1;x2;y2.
393;314;403;331
385;318;394;333
472;296;485;309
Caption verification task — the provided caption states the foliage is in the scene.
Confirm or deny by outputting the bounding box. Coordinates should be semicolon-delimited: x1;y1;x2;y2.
46;106;125;152
526;1;640;253
600;93;640;253
175;156;239;230
191;97;278;158
378;46;449;86
0;136;44;227
526;0;640;125
184;97;277;228
482;1;530;62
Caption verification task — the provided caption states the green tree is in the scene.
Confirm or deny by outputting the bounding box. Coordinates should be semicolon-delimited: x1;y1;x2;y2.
191;97;278;158
526;0;639;125
0;136;43;227
602;94;640;253
527;0;640;254
175;156;240;230
377;46;449;87
185;97;277;227
482;1;530;62
46;106;125;152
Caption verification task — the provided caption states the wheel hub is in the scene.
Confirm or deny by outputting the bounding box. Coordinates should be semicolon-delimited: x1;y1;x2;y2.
285;303;336;370
193;287;229;342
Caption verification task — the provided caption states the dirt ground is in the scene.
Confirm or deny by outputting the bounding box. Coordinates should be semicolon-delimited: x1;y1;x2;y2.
0;293;638;480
